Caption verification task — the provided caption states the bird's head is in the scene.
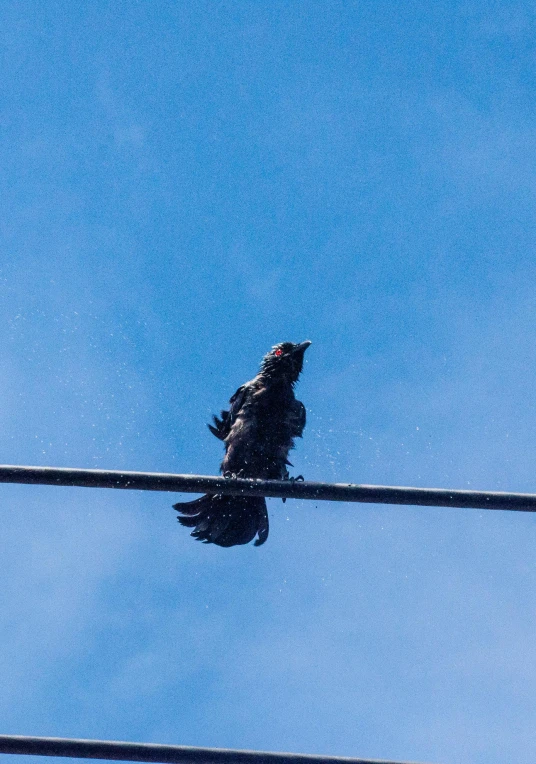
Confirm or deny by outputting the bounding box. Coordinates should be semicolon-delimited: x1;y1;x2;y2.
260;340;311;384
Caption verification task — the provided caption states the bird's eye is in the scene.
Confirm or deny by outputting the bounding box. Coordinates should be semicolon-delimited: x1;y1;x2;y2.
274;349;283;356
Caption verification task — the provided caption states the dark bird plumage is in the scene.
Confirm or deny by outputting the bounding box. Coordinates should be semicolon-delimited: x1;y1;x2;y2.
173;340;311;547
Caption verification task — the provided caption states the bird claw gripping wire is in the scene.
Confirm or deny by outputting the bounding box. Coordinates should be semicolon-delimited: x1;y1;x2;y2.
282;473;304;503
223;470;245;479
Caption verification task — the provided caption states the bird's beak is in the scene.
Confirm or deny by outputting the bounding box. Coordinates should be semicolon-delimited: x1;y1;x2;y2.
293;340;312;354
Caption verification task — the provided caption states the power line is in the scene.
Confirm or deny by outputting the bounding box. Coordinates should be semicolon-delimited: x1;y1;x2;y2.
0;734;431;764
0;463;535;512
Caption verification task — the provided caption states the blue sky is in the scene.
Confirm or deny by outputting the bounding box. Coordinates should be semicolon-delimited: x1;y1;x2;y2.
1;2;536;763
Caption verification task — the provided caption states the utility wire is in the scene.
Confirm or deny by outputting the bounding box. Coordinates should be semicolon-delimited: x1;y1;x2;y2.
0;734;432;764
0;464;535;512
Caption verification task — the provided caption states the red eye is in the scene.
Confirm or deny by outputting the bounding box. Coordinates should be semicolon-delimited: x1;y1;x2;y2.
274;349;283;356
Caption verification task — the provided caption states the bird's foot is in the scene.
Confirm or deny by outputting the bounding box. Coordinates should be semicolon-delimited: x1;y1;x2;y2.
223;470;244;479
281;472;304;502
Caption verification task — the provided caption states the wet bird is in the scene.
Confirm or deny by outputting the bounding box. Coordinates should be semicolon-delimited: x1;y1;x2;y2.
173;340;311;547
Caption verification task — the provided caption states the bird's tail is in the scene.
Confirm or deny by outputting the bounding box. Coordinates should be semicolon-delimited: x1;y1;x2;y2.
173;493;269;547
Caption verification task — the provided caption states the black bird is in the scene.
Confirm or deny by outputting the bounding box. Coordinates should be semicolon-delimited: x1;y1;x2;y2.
174;340;311;547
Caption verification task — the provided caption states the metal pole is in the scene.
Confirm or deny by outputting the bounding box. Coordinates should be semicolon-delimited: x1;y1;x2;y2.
0;734;431;764
0;463;534;512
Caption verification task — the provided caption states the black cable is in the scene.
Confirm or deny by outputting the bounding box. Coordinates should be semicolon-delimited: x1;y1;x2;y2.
0;734;431;764
0;463;534;512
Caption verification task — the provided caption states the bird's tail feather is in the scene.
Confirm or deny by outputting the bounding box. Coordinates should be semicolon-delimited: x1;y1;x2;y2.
173;494;269;547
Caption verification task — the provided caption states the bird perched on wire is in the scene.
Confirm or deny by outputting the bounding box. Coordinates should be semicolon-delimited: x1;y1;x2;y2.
173;340;311;547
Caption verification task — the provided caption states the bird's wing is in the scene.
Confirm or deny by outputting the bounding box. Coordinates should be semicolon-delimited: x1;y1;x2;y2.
208;384;248;441
289;399;307;438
